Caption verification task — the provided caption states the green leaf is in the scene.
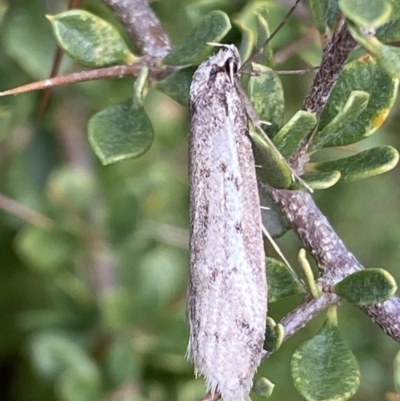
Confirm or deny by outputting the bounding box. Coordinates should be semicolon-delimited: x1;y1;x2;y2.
101;288;132;330
48;10;137;67
332;268;397;305
373;42;400;79
313;145;399;182
255;11;273;67
28;332;100;381
264;317;284;352
251;128;294;189
347;24;400;79
318;56;398;147
162;11;231;66
273;111;317;158
154;67;196;106
253;377;275;398
291;306;360;401
312;91;369;151
57;368;101;401
394;351;400;394
133;67;149;108
106;337;140;386
376;0;400;42
88;101;154;165
309;0;329;33
234;20;256;63
186;0;234;26
298;249;321;299
2;2;59;79
267;257;305;303
248;63;285;137
46;166;95;216
326;0;341;30
339;0;392;28
15;226;73;273
301;170;341;190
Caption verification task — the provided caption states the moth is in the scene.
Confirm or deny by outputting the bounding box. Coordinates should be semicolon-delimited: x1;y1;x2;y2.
187;45;267;401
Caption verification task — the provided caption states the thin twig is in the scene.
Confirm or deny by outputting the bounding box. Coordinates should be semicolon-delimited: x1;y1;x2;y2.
0;193;53;229
0;63;175;97
240;0;302;72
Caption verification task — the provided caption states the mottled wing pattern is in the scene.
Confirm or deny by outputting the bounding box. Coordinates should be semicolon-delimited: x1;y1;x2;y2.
188;46;267;401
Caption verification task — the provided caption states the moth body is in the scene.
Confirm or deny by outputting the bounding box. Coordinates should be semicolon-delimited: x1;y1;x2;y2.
188;45;267;401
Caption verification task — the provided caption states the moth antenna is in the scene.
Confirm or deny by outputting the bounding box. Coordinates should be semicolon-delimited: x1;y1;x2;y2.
261;225;299;281
239;0;301;73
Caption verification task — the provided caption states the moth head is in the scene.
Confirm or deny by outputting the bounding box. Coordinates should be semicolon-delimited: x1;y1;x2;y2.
207;43;241;84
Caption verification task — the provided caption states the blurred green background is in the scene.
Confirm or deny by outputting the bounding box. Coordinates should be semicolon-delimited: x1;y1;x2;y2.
0;0;399;400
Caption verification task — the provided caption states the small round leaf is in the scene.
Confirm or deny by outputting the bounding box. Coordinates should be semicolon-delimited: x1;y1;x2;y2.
291;307;360;401
253;377;275;398
248;63;285;137
88;102;154;165
332;268;397;305
162;11;231;66
267;257;305;303
318;56;398;147
48;10;137;67
313;145;399;182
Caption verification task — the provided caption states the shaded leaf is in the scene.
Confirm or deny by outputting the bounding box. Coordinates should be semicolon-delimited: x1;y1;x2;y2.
291;307;360;401
28;332;100;381
234;20;256;63
57;368;101;401
186;0;234;26
376;0;400;42
106;337;140;386
251;128;293;189
100;288;131;330
2;2;59;79
267;257;305;303
154;67;196;106
48;10;136;67
46;166;95;216
162;11;231;66
309;0;330;33
332;268;397;305
255;11;273;67
313;145;399;182
259;185;290;237
88;101;154;165
15;226;73;273
264;317;284;352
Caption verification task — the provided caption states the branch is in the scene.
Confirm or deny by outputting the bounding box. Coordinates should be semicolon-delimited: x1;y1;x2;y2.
263;187;400;345
0;62;175;97
258;21;400;353
101;0;171;57
0;193;53;229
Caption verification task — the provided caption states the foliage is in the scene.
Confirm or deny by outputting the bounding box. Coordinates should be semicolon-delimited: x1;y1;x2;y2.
0;0;399;401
